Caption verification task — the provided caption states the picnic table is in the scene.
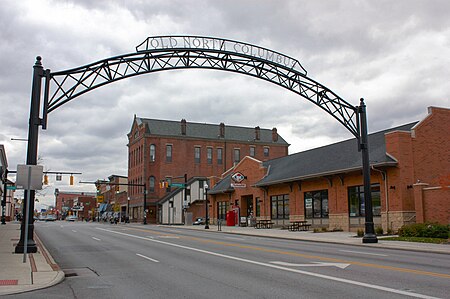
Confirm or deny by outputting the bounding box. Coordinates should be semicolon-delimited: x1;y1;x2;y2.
254;219;274;229
288;220;311;231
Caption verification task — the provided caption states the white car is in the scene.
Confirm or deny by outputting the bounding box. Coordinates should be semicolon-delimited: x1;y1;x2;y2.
66;215;77;222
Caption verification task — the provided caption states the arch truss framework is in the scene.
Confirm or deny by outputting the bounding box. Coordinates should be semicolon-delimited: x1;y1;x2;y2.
15;36;377;254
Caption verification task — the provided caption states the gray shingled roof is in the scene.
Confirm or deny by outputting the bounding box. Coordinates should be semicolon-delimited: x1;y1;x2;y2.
136;118;289;145
255;122;418;186
208;174;233;195
210;122;417;193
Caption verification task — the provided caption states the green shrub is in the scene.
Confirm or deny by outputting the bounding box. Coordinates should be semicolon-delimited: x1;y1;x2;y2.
356;229;364;237
387;228;394;235
398;223;449;239
321;227;328;232
375;226;384;235
313;228;320;233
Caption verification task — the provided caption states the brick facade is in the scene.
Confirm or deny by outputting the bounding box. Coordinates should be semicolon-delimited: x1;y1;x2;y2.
209;106;449;232
127;117;289;223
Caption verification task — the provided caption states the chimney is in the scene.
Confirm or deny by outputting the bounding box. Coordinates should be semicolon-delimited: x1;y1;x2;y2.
181;119;187;135
219;122;225;138
255;126;260;140
272;127;278;142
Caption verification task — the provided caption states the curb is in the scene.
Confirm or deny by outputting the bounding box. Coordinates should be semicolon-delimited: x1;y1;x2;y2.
157;225;450;255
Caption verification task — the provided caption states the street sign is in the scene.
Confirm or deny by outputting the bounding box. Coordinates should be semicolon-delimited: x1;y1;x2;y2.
6;185;17;190
171;183;185;188
16;165;44;190
97;195;104;203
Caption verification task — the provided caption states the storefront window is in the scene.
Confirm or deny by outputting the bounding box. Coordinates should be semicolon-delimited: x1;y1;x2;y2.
304;190;328;219
348;184;381;217
218;202;227;220
270;195;289;219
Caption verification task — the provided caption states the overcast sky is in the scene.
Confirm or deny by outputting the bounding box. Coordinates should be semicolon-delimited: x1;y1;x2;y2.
1;0;449;210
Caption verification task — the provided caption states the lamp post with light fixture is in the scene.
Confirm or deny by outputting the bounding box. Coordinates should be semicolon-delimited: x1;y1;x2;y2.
204;183;209;229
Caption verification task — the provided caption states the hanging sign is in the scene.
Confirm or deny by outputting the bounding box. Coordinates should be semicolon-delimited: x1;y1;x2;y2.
231;172;246;188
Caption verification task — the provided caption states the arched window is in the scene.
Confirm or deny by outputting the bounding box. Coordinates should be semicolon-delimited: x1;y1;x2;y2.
150;144;156;162
149;176;155;193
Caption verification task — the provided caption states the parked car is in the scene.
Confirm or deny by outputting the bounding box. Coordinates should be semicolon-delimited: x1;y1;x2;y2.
66;215;77;222
45;214;57;221
193;217;205;225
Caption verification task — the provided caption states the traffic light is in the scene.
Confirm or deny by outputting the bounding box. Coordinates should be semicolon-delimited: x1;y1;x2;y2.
69;175;74;185
115;185;120;193
43;174;49;185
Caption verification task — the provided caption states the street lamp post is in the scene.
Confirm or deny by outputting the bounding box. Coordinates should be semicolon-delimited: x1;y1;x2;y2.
127;197;130;223
143;184;147;225
204;183;209;229
1;168;7;225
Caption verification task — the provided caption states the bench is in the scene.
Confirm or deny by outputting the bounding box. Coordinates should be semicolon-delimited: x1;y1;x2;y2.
288;221;311;231
254;220;275;229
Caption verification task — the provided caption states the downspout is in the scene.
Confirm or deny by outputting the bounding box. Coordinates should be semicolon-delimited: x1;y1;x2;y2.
371;166;389;232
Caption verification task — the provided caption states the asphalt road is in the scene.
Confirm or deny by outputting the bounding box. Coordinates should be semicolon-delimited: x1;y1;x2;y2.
5;221;449;299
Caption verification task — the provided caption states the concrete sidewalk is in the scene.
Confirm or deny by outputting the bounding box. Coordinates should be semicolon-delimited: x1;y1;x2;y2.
0;222;64;296
160;223;450;255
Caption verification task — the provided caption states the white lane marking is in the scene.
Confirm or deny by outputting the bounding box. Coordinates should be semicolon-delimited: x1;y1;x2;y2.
270;261;350;269
147;236;155;239
96;227;438;299
92;237;101;241
339;250;388;257
136;253;159;263
72;230;77;233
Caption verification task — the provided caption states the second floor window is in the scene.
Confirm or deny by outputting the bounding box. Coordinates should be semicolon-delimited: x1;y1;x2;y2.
250;146;255;157
194;147;201;163
150;144;156;162
166;145;172;162
217;148;223;165
149;176;155;193
264;147;270;157
207;147;213;164
234;149;240;163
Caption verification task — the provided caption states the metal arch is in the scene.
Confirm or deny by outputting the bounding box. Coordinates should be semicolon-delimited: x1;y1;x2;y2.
15;37;377;253
45;37;359;138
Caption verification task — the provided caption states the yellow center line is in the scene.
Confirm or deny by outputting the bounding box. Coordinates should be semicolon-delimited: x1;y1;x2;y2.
127;226;450;279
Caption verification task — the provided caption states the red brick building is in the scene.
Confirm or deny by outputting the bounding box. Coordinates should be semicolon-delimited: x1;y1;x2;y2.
96;175;128;221
127;117;289;223
54;189;96;220
209;106;449;232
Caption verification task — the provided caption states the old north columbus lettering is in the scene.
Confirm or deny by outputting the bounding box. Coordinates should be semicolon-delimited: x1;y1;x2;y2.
136;36;305;73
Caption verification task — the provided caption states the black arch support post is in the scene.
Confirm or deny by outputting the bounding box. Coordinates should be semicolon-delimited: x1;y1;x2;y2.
359;98;378;243
15;57;44;253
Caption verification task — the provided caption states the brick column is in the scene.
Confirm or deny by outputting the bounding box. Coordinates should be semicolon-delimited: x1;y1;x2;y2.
413;182;429;223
